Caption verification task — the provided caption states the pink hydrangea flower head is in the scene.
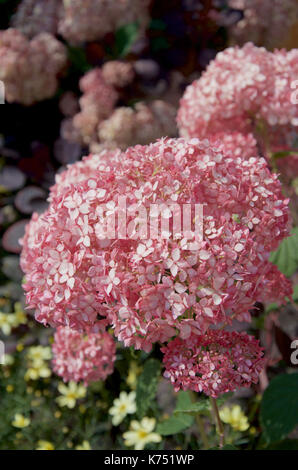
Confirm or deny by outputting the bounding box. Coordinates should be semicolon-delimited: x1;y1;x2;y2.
162;330;265;397
21;138;291;350
0;28;67;105
52;326;116;385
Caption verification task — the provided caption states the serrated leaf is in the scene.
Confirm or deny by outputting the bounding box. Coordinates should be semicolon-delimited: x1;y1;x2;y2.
115;23;139;58
269;228;298;277
260;373;298;443
136;358;160;418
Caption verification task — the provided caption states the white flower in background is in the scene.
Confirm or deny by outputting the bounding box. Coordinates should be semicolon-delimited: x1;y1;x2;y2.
109;391;136;426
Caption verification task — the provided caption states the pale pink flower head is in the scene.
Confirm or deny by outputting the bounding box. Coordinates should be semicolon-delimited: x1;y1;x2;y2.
52;326;116;385
177;44;298;155
162;330;265;397
0;28;67;105
20;138;291;350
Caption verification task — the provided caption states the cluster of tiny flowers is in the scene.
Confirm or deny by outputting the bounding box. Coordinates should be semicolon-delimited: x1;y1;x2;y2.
11;0;150;44
72;68;119;144
161;330;265;398
177;43;298;177
0;28;67;105
11;0;61;38
97;101;177;150
57;0;150;44
226;0;298;50
21;138;291;353
52;326;116;385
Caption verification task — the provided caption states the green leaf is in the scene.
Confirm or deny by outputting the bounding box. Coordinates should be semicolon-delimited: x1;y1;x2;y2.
293;284;298;303
67;46;91;73
272;150;298;160
267;439;298;450
156;391;194;436
136;358;160;418
269;228;298;277
175;396;209;414
115;23;139;58
260;373;298;443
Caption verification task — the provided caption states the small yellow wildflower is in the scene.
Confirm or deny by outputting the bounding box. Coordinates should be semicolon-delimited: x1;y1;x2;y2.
36;440;55;450
16;343;24;352
6;384;14;393
67;441;73;448
123;417;162;450
56;382;86;409
12;413;31;428
27;346;52;367
3;354;14;366
25;363;51;381
0;313;14;335
54;411;62;419
12;302;27;326
76;441;91;450
219;405;249;432
109;391;136;426
126;361;142;390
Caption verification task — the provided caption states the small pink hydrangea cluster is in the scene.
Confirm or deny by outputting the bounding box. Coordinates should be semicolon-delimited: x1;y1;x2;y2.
21;139;291;357
0;28;67;105
11;0;61;38
162;330;265;398
177;43;298;179
226;0;298;50
70;65;177;151
52;326;116;385
58;0;150;44
96;101;177;151
11;0;150;44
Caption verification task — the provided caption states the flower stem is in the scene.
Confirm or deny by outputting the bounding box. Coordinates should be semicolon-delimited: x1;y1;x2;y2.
210;397;225;448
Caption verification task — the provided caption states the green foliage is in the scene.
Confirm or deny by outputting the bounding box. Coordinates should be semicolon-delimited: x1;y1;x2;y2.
156;391;194;436
114;23;139;58
260;373;298;443
136;358;160;418
67;46;91;73
269;227;298;277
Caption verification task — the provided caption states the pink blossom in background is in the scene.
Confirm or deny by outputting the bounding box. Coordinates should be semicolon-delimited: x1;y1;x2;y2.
52;326;116;385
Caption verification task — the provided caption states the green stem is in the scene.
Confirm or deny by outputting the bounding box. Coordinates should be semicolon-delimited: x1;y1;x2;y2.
210;397;225;448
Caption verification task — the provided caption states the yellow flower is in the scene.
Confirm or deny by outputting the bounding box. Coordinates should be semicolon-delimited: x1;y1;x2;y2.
109;391;136;426
36;440;55;450
219;405;249;432
0;313;14;335
54;411;62;419
24;363;51;381
12;413;31;428
123;417;162;450
126;361;142;390
56;382;86;409
12;302;27;326
16;343;24;352
6;384;14;393
27;346;52;367
76;441;91;450
3;354;14;366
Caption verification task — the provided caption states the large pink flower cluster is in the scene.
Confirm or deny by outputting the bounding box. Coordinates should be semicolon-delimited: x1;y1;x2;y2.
52;326;116;385
177;44;298;177
0;28;67;105
178;43;298;137
21;138;291;353
161;330;265;398
11;0;150;44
